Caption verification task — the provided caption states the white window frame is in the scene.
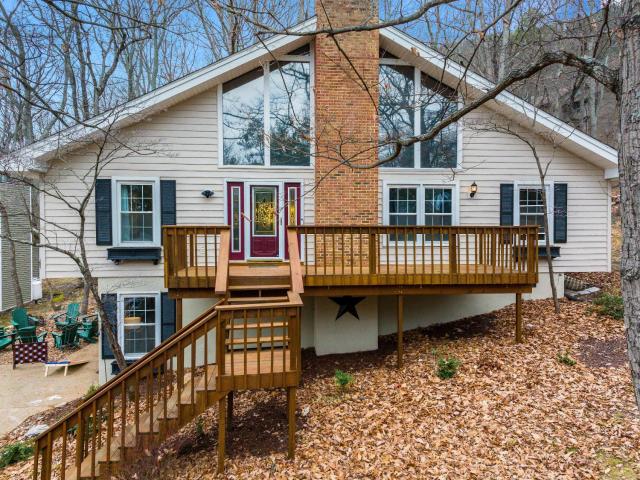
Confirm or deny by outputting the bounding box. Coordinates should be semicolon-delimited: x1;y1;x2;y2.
218;48;314;169
514;182;554;244
117;292;161;360
112;177;161;248
379;58;463;171
383;181;460;244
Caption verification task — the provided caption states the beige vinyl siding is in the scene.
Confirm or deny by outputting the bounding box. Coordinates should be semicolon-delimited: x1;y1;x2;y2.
42;87;610;279
379;107;611;273
42;87;315;279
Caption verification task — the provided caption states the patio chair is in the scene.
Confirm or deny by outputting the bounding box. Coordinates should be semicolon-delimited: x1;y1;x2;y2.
11;307;41;330
15;326;47;344
77;315;98;343
52;323;80;349
52;303;80;328
0;327;15;351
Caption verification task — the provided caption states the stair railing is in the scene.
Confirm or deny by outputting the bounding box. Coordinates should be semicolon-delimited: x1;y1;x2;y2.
32;299;224;480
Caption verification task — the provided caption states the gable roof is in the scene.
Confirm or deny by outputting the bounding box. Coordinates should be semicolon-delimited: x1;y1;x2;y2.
15;16;618;179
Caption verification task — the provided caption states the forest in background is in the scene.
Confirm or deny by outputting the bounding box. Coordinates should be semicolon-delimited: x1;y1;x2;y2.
0;0;620;152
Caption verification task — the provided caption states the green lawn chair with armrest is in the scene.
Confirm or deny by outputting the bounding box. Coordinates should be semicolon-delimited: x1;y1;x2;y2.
77;314;98;343
0;327;15;351
52;323;80;349
15;326;47;344
11;307;41;330
52;303;80;328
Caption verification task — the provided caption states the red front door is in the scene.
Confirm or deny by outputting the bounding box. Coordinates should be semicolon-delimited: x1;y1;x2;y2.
250;185;279;257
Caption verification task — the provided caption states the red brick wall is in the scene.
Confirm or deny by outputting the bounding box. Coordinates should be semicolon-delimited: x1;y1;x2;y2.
314;0;379;225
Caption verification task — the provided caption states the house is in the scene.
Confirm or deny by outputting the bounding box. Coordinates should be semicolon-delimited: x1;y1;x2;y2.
22;0;617;476
0;179;41;311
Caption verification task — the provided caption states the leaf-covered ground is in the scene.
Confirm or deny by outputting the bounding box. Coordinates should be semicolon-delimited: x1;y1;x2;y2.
124;294;639;480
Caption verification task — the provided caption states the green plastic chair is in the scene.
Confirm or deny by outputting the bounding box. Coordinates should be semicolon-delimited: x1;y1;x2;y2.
11;307;40;330
77;315;98;343
0;327;14;351
15;326;47;344
52;303;80;328
52;323;79;349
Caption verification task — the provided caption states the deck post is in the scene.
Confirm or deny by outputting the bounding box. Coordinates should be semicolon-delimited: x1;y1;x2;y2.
397;295;404;368
515;292;523;343
287;387;296;459
217;394;227;474
227;391;234;428
176;298;183;330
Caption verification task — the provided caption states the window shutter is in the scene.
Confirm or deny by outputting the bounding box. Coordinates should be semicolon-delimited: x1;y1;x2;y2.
160;292;176;341
160;180;176;226
554;183;568;243
95;179;112;246
500;184;514;226
101;293;118;359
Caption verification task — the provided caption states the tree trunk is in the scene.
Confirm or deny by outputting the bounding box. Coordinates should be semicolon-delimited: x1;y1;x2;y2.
619;0;640;407
0;202;24;307
80;278;91;315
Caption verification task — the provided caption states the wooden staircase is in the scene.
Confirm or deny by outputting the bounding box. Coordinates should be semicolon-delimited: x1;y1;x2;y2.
32;228;304;479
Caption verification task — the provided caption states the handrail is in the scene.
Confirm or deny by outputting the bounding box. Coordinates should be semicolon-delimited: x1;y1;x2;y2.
215;229;230;295
286;227;304;294
34;298;225;464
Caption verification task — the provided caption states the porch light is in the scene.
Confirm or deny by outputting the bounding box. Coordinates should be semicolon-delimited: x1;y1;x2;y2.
469;182;478;198
201;189;215;198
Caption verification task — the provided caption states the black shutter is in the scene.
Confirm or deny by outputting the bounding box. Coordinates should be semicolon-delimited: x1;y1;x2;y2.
554;183;568;243
500;184;514;226
101;294;118;359
160;180;176;226
161;293;176;341
95;179;112;246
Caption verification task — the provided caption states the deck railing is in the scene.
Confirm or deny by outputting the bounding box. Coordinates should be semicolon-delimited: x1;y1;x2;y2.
293;225;539;287
32;301;223;480
215;292;303;391
164;225;229;290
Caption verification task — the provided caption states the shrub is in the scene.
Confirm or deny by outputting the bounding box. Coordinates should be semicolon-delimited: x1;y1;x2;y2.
334;370;353;392
557;351;577;366
84;383;99;400
195;417;205;438
436;357;461;380
51;293;65;304
0;442;34;468
592;293;624;320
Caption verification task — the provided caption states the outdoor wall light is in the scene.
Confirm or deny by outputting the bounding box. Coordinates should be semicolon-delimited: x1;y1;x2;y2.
469;182;478;198
201;189;215;198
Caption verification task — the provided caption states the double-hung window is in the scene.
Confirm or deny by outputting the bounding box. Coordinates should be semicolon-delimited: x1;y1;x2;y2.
119;294;160;359
515;184;553;243
114;179;160;246
385;184;457;242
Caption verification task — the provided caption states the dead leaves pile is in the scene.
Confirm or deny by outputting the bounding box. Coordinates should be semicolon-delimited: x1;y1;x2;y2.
3;288;640;479
138;295;639;479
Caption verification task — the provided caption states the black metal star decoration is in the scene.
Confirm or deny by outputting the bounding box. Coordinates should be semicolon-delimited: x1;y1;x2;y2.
329;296;365;320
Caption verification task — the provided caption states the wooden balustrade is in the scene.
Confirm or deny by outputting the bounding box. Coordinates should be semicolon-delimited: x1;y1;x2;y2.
293;225;539;288
164;225;229;290
214;292;303;391
32;301;224;480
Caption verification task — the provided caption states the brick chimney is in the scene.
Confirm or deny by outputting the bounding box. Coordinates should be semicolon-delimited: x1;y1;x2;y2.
314;0;379;224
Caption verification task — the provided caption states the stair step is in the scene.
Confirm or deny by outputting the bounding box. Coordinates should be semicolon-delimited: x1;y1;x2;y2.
226;296;289;303
226;336;289;346
226;322;286;330
228;284;290;291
